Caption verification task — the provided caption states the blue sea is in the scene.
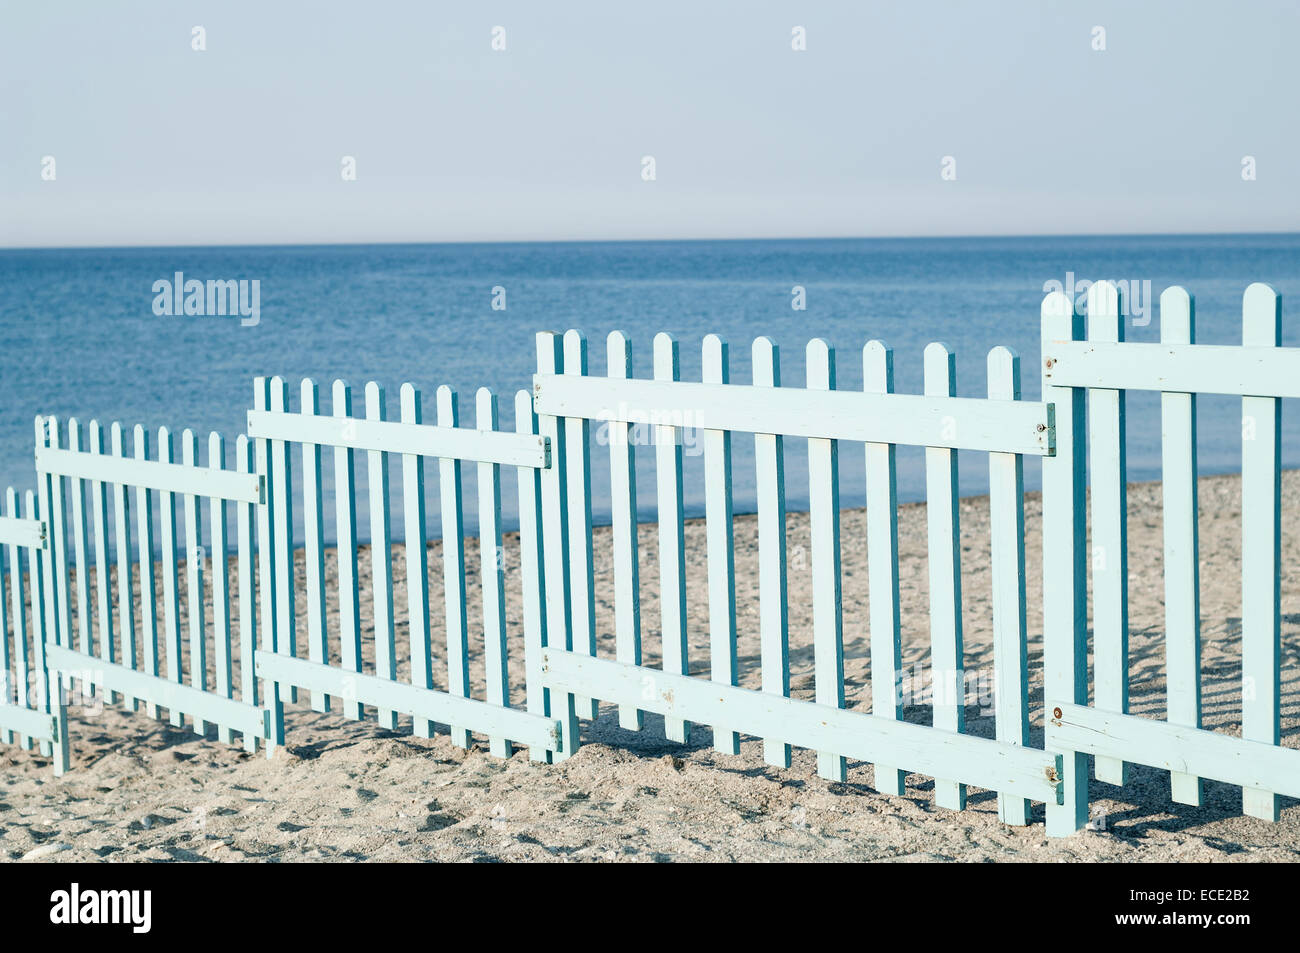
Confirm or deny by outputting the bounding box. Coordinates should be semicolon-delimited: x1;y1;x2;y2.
2;234;1299;541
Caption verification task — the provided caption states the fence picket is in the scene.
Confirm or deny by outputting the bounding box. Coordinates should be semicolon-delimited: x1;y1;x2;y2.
365;382;398;730
158;426;183;726
924;342;966;811
563;331;599;720
332;381;363;721
1041;293;1089;836
752;337;791;768
1159;288;1203;806
270;378;297;705
134;426;160;720
6;488;31;748
301;380;330;715
988;347;1031;826
45;419;71;657
182;430;207;734
1086;281;1130;786
807;340;846;782
400;383;433;738
88;421;116;705
515;389;552;762
864;342;905;796
606;332;644;732
236;434;260;753
209;432;234;742
476;388;512;757
253;379;285;747
437;385;471;748
109;423;139;713
702;334;738;755
0;500;10;738
654;332;690;745
68;420;92;670
1241;282;1282;821
26;488;58;761
536;331;578;759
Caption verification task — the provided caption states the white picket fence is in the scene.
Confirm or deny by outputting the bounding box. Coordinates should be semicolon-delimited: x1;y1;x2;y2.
3;281;1296;837
1042;282;1300;833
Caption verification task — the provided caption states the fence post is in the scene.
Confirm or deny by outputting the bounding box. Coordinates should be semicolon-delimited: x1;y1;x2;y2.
515;389;554;762
252;377;285;753
1241;282;1282;821
536;331;579;759
26;474;69;774
1042;292;1088;836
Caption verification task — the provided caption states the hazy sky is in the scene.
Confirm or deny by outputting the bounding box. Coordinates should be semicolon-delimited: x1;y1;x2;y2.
2;1;1297;247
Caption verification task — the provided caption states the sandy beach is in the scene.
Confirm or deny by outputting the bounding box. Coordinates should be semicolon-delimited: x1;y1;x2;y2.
3;469;1298;862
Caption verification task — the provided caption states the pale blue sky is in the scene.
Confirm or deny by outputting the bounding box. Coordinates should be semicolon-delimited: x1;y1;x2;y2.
2;0;1297;247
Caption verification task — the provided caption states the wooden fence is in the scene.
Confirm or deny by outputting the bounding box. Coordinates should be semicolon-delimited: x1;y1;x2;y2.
1;281;1295;836
1042;282;1300;833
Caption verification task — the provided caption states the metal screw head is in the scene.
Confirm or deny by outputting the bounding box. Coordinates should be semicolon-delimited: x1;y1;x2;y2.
1044;358;1055;369
1036;423;1046;432
1052;706;1063;719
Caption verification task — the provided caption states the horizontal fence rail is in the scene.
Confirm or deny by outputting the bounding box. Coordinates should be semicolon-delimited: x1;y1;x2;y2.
246;409;550;469
532;373;1056;454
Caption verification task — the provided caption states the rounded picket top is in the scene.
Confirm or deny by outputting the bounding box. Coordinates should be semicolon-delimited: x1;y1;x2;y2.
752;336;779;385
1159;286;1194;344
654;331;679;379
300;377;320;411
563;328;588;375
67;417;83;451
110;420;124;449
702;333;729;384
1040;290;1077;339
363;380;385;415
1087;280;1123;343
923;342;955;397
399;381;422;421
131;422;146;451
331;379;353;413
607;330;632;372
475;386;498;429
1243;282;1281;346
435;383;458;425
862;340;894;391
806;338;835;389
1086;279;1120;319
513;389;535;431
209;430;226;470
987;345;1022;401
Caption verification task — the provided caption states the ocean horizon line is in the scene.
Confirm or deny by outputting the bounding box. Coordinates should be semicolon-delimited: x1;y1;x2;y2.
4;229;1300;255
